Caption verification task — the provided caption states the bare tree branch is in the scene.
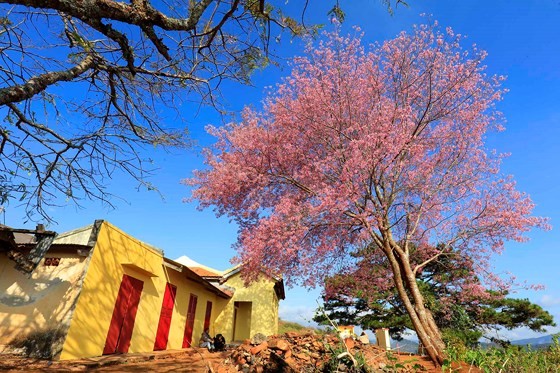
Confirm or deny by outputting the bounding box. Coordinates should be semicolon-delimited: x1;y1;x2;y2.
0;55;96;105
0;0;405;222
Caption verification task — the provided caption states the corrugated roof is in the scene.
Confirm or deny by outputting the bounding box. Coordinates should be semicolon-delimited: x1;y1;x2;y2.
0;225;36;245
53;224;93;246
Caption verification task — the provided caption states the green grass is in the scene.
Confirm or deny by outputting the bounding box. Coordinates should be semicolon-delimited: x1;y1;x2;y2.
445;335;560;373
278;318;317;334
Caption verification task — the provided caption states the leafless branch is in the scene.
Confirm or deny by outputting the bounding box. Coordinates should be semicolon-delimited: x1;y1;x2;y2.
0;1;403;222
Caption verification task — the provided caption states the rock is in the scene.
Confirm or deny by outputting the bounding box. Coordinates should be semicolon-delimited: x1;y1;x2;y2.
344;337;355;350
284;357;296;366
251;333;268;345
250;342;268;355
220;329;394;373
235;356;246;366
295;352;310;361
239;344;251;353
285;332;299;339
268;339;290;351
265;352;298;373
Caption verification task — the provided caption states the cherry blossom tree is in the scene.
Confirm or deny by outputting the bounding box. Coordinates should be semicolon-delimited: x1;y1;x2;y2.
188;24;549;365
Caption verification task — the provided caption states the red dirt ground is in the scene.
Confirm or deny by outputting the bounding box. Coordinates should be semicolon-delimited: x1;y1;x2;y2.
0;349;481;372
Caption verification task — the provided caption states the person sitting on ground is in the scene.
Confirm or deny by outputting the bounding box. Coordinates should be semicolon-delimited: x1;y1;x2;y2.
214;333;226;351
199;328;214;351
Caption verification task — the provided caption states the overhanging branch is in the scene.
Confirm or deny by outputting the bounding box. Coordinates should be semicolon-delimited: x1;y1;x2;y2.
0;55;96;105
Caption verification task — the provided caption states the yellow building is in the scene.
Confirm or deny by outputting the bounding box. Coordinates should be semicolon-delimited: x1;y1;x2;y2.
185;262;285;344
0;220;284;360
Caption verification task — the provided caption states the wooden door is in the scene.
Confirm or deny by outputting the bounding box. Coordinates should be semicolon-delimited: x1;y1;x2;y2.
153;283;177;351
182;294;198;348
103;274;144;355
203;301;212;331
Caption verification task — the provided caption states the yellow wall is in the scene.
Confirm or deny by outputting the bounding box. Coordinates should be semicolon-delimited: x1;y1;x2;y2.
214;273;280;343
0;249;91;353
1;221;282;360
60;222;222;360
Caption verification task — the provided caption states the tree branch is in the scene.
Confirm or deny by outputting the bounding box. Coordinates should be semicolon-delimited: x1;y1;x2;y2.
2;0;214;31
0;54;96;105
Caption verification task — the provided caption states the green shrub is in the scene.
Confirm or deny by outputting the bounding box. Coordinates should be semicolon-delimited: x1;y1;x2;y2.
321;343;370;372
445;334;560;373
384;351;426;372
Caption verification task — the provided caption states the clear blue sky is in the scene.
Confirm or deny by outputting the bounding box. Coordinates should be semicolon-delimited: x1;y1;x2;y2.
3;0;560;340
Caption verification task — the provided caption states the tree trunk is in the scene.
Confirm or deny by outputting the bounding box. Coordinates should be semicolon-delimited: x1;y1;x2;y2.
383;244;446;366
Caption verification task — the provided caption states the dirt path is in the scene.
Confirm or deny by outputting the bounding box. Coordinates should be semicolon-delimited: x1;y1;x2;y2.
0;349;229;372
0;348;478;372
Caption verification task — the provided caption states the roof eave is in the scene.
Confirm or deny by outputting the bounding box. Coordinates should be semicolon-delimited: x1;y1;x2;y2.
163;257;231;299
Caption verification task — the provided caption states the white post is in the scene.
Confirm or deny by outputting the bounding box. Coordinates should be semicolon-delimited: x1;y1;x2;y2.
375;328;391;350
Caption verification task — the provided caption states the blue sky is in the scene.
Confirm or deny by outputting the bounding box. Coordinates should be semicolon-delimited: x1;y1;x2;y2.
3;0;560;340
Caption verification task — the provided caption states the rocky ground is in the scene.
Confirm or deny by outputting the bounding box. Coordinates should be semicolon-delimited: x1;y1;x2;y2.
0;331;479;372
217;331;437;372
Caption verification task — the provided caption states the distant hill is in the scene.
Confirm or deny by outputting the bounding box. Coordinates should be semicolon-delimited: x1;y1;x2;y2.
512;334;558;348
381;334;559;352
278;319;318;334
390;338;419;353
389;334;560;351
278;322;557;352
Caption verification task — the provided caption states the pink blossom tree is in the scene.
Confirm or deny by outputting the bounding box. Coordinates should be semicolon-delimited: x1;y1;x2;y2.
187;24;549;365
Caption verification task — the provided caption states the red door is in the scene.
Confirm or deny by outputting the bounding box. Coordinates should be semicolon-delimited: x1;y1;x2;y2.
203;301;212;331
153;283;177;351
182;294;198;348
103;274;144;355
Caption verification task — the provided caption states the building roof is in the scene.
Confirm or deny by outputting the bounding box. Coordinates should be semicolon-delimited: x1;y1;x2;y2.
0;225;57;255
2;221;284;301
220;265;286;300
175;255;222;276
0;225;43;246
162;257;231;299
190;267;223;278
0;223;95;248
174;256;285;300
53;224;94;246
